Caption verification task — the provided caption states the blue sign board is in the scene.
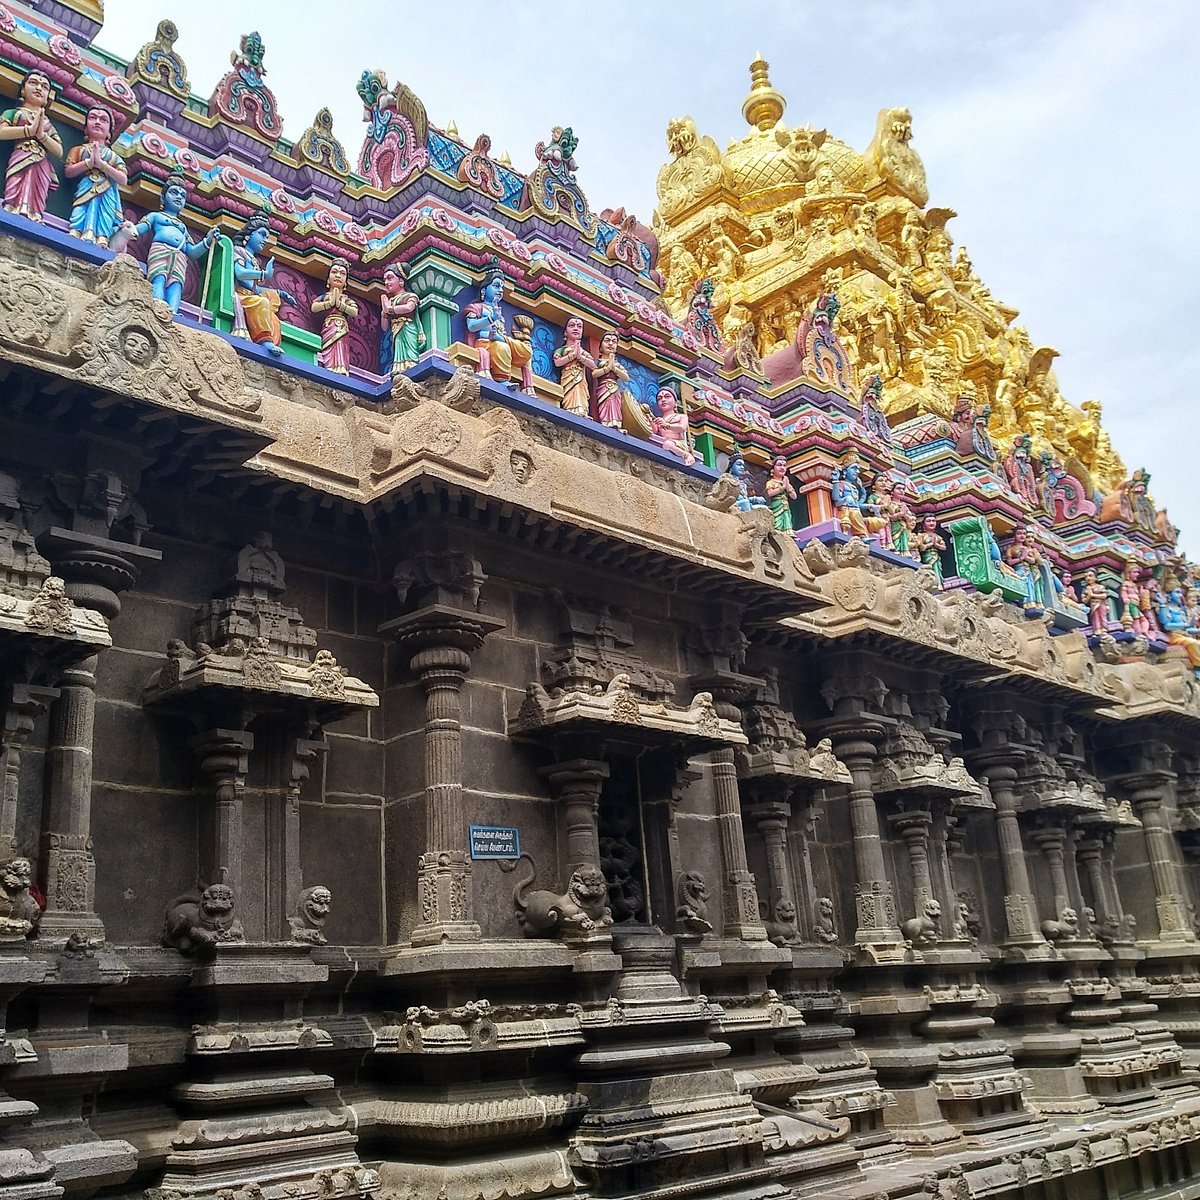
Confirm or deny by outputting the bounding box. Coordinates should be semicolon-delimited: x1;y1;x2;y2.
469;825;521;861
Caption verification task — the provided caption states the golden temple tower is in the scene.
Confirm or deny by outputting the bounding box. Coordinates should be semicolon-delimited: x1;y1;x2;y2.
653;60;1127;496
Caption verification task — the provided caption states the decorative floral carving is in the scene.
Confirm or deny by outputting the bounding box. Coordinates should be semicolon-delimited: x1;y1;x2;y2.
0;258;69;347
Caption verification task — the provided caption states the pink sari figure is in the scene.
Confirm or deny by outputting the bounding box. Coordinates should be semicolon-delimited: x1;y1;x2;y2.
592;331;629;428
312;258;359;375
0;71;63;221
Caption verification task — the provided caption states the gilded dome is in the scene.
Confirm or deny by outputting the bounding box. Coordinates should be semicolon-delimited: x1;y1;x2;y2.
812;137;874;194
723;127;805;215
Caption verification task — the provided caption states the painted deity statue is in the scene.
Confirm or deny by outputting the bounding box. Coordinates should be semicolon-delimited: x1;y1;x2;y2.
1119;561;1150;636
729;454;766;513
1004;523;1044;611
1159;588;1200;672
797;293;853;393
650;386;695;467
553;317;596;418
1003;433;1040;509
592;331;628;428
378;262;424;376
683;278;722;351
312;258;359;375
465;270;534;393
64;106;126;246
231;211;296;356
0;70;63;221
763;457;797;532
877;476;915;557
913;514;946;582
830;456;878;538
1081;569;1110;636
118;168;216;315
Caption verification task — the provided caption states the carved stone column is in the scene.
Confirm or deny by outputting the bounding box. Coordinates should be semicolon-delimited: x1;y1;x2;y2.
892;808;936;919
542;757;608;878
1129;776;1195;944
190;727;253;911
831;724;902;949
981;764;1047;952
39;658;103;939
708;744;767;941
1031;826;1073;929
37;458;160;941
396;617;499;945
0;684;58;857
1077;835;1119;941
746;799;799;945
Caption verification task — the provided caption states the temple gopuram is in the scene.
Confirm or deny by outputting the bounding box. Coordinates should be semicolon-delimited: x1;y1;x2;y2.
0;3;1198;1199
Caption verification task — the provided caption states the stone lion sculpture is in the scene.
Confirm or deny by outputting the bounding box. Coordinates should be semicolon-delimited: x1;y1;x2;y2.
289;885;332;945
814;895;838;943
902;898;942;946
162;882;245;956
1041;906;1080;942
0;856;40;938
512;857;612;941
675;870;713;935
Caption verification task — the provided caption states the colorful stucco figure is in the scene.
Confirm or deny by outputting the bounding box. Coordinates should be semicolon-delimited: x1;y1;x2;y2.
0;70;62;220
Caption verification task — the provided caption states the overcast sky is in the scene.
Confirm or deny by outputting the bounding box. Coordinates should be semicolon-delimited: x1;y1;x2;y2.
95;1;1200;544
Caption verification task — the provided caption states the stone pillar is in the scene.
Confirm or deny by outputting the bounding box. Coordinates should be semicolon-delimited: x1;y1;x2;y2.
747;799;798;944
190;727;253;910
1126;774;1195;944
1077;835;1116;936
831;725;901;947
387;606;502;946
0;684;58;857
39;658;103;939
276;734;327;938
1098;830;1134;942
1032;826;1072;924
542;757;608;877
892;809;936;914
709;746;767;941
983;765;1046;951
38;482;160;941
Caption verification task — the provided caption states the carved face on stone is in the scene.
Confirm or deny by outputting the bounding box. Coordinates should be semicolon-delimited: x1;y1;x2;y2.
1061;907;1079;930
0;858;31;894
200;884;236;926
818;896;835;919
121;328;156;366
656;387;678;416
681;870;709;901
565;317;583;342
924;899;942;922
774;898;797;924
302;886;332;925
570;867;607;908
600;331;618;356
509;450;534;484
383;266;405;295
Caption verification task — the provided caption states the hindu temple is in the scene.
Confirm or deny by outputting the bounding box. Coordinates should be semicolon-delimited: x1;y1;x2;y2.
0;3;1196;1199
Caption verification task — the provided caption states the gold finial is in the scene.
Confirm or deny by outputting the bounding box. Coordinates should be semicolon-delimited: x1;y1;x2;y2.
742;55;785;131
446;119;459;139
499;149;511;166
